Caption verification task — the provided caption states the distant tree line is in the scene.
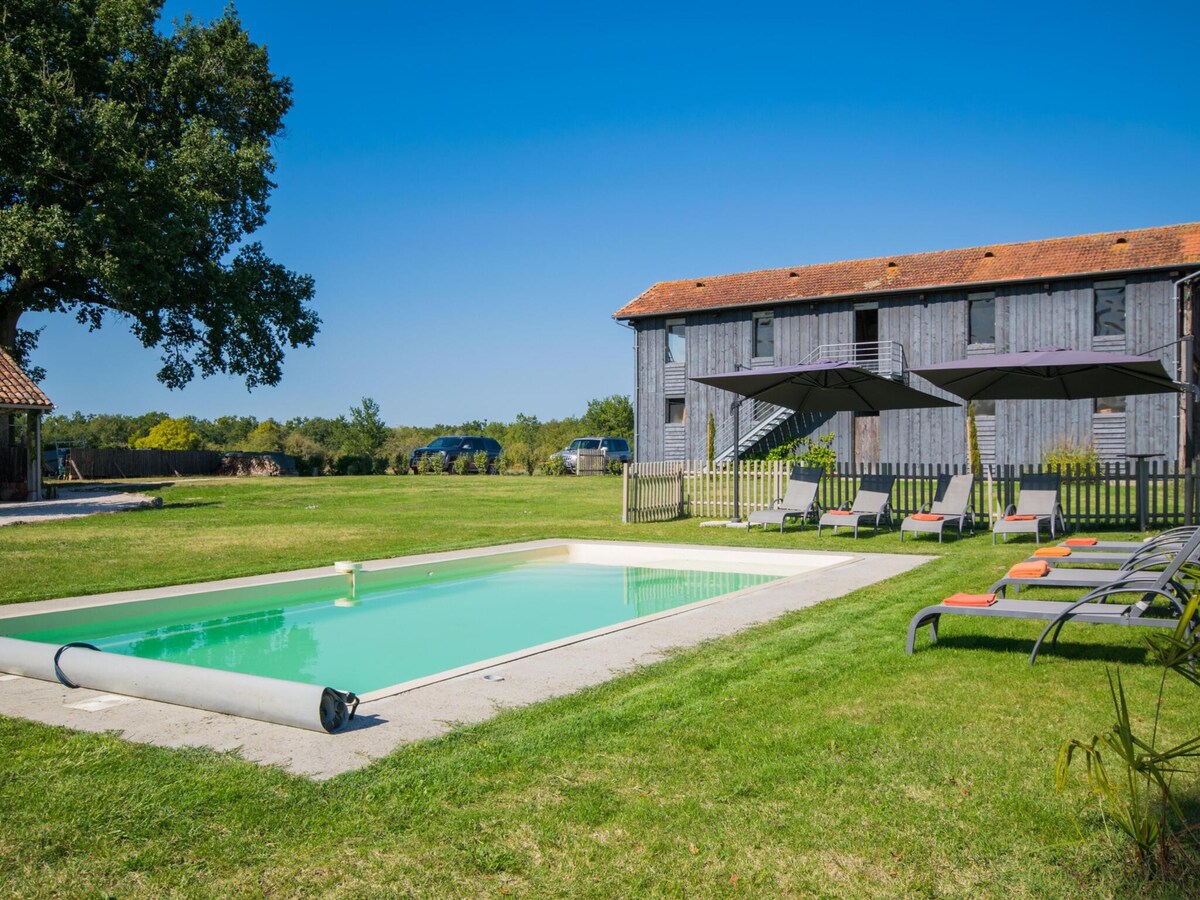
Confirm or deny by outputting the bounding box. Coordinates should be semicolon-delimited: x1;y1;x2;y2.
43;395;634;476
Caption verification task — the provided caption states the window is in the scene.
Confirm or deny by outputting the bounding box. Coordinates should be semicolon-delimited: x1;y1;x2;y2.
666;398;686;425
973;399;996;417
968;292;995;345
666;319;686;363
602;439;629;452
1094;280;1126;337
753;310;775;358
1095;396;1126;414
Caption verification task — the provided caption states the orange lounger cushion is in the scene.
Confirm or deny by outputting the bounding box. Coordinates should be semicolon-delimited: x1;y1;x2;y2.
943;592;997;607
1065;537;1098;546
1034;547;1071;558
1005;515;1037;521
1007;561;1050;578
911;513;944;522
827;509;853;515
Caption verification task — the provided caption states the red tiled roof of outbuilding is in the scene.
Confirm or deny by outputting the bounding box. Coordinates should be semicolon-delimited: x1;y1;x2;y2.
0;348;53;410
613;223;1200;319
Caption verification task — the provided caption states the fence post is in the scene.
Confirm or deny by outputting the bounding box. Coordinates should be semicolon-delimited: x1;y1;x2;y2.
676;463;685;518
621;462;629;523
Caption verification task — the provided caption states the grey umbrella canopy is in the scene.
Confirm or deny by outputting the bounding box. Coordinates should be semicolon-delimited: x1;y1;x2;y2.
691;361;960;411
911;348;1179;401
691;361;958;523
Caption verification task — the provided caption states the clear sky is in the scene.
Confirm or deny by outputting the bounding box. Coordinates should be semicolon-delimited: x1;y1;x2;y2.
25;0;1200;426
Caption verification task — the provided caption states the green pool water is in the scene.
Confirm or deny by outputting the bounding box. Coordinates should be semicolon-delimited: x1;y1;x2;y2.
17;561;779;693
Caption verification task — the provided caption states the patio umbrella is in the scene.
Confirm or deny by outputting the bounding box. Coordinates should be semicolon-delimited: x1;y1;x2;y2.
910;348;1180;401
691;361;962;412
691;361;958;520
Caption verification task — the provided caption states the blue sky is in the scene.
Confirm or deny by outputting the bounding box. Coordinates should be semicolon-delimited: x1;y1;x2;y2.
27;1;1200;425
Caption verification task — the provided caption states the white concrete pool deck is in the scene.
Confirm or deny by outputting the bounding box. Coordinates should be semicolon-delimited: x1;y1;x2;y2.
0;539;933;778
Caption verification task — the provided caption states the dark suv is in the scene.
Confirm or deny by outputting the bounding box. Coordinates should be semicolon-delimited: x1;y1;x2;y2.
409;436;501;473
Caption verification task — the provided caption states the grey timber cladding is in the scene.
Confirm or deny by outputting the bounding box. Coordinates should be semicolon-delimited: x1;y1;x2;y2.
631;271;1186;464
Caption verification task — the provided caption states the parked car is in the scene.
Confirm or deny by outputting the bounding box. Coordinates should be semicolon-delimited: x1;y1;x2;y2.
552;437;631;472
409;436;501;473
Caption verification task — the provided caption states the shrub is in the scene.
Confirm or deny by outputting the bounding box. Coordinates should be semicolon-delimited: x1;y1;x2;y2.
967;403;982;475
472;450;490;474
332;455;374;476
760;433;837;472
1043;438;1099;475
452;452;470;475
706;412;715;465
541;455;570;476
606;456;624;475
420;453;442;475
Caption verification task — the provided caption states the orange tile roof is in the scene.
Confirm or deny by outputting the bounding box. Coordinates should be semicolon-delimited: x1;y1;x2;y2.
0;347;53;410
614;223;1200;319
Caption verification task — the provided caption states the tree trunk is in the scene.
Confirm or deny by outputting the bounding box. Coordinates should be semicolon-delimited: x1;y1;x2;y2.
0;303;20;357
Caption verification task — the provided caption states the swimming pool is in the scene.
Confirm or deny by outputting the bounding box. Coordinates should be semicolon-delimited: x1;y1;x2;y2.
0;540;855;730
13;561;779;693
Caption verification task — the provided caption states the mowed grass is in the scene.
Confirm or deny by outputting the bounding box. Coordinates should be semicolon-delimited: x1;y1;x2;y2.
1;475;1199;897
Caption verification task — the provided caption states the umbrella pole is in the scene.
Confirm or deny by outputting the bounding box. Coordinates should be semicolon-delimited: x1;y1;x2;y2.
731;399;742;522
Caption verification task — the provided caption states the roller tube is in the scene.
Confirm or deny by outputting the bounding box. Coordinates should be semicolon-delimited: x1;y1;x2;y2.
0;637;354;733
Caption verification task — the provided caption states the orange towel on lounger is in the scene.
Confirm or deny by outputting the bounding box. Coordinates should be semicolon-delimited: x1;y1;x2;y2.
1005;515;1037;521
828;509;853;515
1034;547;1071;558
911;513;944;521
943;593;997;607
1065;537;1098;546
1007;561;1050;579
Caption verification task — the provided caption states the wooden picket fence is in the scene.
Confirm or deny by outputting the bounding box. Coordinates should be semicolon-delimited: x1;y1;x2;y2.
623;459;1200;530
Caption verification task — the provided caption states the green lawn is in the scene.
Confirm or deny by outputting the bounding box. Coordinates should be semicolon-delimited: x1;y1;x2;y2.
1;476;1198;897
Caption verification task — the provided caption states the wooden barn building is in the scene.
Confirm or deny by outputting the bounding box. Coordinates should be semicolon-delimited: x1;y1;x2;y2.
614;223;1200;466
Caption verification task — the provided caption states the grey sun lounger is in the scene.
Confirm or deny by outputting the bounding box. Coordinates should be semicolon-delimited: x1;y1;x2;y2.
745;465;823;532
1055;526;1199;553
991;473;1065;544
1023;533;1193;568
989;526;1200;600
817;474;895;537
906;581;1191;665
899;473;974;543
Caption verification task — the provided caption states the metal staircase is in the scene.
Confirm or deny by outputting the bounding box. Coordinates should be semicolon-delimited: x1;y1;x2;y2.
711;341;907;462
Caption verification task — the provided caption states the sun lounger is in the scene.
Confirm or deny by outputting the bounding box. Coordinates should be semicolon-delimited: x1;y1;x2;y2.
745;465;823;532
906;580;1191;665
1056;526;1198;553
817;474;895;537
992;473;1065;544
989;527;1200;600
1022;535;1192;568
900;473;974;543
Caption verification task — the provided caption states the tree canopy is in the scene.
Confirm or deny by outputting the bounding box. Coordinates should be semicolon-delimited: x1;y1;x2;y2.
0;0;318;387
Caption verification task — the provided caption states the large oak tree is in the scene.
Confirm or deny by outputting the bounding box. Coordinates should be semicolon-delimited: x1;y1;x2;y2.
0;0;318;389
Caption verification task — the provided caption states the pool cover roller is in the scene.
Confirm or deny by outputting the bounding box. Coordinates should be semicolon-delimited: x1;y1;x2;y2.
0;636;357;733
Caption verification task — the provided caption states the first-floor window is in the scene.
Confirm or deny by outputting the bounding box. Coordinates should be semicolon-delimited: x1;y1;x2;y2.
1095;396;1126;414
967;292;996;346
753;310;774;359
1094;280;1126;337
973;399;996;417
666;398;686;424
666;319;686;363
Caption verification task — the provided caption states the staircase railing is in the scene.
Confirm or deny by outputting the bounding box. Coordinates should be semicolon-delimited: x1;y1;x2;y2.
710;341;907;462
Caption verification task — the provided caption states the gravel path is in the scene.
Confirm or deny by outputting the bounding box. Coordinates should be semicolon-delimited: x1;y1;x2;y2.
0;488;162;526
